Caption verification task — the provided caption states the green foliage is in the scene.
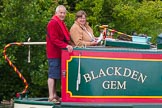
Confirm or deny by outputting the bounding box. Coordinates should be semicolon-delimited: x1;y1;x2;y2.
0;0;58;100
112;0;162;43
100;0;122;25
75;0;104;36
30;57;48;86
65;12;75;30
81;0;104;21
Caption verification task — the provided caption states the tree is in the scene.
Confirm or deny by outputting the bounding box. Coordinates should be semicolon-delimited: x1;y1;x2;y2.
112;0;162;42
0;0;58;100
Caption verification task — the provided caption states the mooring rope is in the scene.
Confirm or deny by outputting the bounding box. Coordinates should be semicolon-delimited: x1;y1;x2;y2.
76;52;81;91
3;42;29;95
3;42;46;97
99;25;132;37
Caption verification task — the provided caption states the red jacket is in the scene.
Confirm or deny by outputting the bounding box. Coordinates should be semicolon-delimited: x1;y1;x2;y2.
46;18;69;58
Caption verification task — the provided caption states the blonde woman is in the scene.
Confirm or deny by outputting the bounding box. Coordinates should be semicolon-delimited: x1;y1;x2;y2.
70;10;98;46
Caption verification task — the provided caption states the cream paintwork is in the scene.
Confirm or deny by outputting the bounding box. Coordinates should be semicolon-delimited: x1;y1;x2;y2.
14;103;53;108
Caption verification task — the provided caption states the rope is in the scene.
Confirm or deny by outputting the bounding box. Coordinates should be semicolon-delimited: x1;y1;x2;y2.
3;42;29;96
76;52;81;91
3;42;46;97
99;25;132;38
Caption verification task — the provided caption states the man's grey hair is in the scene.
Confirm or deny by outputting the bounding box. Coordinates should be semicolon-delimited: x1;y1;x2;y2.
55;5;66;13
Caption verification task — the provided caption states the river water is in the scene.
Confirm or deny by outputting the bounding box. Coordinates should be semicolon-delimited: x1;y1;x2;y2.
0;104;13;108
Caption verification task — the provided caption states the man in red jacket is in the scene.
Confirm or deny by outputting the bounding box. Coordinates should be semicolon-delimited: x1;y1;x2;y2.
46;5;73;103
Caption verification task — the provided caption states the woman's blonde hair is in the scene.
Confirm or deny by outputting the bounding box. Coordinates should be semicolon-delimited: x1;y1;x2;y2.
75;10;87;20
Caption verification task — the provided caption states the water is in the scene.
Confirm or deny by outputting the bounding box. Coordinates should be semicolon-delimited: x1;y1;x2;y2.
0;104;13;108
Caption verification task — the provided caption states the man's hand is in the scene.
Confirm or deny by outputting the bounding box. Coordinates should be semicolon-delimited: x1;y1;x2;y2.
66;45;73;52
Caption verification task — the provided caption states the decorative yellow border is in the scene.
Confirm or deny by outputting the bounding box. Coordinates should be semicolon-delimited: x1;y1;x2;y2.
66;56;162;98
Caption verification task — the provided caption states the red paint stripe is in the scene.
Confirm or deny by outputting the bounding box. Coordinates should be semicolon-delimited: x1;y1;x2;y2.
70;51;162;59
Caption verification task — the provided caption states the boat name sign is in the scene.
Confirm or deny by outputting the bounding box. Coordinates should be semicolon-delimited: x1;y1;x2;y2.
83;67;147;90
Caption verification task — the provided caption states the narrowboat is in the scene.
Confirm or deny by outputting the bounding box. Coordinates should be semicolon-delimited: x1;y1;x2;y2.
3;27;162;108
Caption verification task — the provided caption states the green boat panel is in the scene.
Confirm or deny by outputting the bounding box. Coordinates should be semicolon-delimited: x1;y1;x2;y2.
14;98;54;106
157;44;162;49
105;40;150;49
60;102;162;108
13;99;162;108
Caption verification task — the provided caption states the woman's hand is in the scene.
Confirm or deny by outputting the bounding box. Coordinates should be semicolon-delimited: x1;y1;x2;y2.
90;41;98;46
